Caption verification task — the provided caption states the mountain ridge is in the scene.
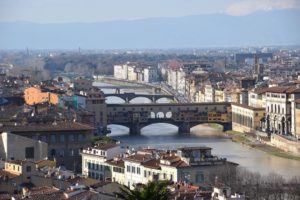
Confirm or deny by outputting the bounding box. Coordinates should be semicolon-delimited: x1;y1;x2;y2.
0;10;299;49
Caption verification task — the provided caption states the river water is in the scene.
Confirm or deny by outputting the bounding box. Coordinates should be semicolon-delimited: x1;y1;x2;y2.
94;82;300;179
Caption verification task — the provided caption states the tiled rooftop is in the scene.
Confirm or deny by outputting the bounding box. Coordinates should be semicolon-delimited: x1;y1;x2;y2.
0;122;94;133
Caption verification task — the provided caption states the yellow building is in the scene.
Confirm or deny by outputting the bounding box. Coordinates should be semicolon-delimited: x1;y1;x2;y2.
295;100;300;138
231;103;265;133
215;89;224;102
208;112;230;123
4;160;36;176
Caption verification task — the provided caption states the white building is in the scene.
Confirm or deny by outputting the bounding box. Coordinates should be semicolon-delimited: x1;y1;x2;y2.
82;145;237;190
204;84;215;102
0;132;48;162
114;64;128;80
81;143;125;181
212;184;245;200
143;67;158;83
114;63;158;83
264;86;300;136
248;88;268;108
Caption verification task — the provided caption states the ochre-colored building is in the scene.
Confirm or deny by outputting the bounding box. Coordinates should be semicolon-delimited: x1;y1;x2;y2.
24;87;59;105
231;103;265;133
295;99;300;138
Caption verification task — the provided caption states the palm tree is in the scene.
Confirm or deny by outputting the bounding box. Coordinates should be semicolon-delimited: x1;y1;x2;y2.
116;181;172;200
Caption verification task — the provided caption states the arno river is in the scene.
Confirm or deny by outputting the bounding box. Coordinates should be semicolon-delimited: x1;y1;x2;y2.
95;82;300;179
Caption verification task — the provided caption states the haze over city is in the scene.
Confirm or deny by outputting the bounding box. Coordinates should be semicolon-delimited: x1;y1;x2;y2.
1;1;300;200
1;0;300;49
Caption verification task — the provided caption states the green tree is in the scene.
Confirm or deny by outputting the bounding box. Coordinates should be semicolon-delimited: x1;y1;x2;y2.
116;181;172;200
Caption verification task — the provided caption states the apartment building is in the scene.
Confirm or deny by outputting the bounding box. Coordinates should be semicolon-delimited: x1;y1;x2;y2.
113;63;158;83
231;103;265;133
81;143;125;181
82;144;237;189
24;86;60;105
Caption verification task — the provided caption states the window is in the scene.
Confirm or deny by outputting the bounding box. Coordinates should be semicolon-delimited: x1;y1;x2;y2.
196;172;204;183
50;135;56;143
59;149;64;157
60;135;65;143
127;166;130;172
137;167;140;174
25;147;34;159
26;166;31;172
69;134;75;142
78;134;85;141
69;149;74;156
132;166;136;173
144;170;147;177
41;135;47;142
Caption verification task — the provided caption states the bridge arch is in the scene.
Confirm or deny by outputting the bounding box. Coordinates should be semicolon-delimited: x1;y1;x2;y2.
140;123;178;136
129;96;152;103
107;124;130;135
105;96;126;104
155;97;174;103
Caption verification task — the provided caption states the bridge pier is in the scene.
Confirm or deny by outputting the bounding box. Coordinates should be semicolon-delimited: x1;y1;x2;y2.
178;123;191;134
129;124;141;135
222;123;232;132
152;97;156;103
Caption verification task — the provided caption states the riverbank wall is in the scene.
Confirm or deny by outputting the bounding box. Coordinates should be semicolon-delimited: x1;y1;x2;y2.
270;134;300;156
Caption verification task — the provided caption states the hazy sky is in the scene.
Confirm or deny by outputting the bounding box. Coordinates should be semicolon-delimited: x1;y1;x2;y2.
0;0;300;23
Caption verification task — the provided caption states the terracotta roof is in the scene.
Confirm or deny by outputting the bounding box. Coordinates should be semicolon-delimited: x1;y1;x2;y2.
92;143;119;150
164;160;189;168
106;159;125;168
178;147;212;151
295;99;300;104
252;87;270;95
67;177;100;187
0;170;19;179
0;122;95;133
267;86;300;94
142;159;161;170
160;155;179;161
231;103;265;111
124;154;152;163
5;160;34;165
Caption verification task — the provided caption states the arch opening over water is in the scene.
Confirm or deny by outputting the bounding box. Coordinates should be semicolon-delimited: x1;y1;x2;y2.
107;124;129;136
105;96;125;104
141;123;178;136
129;97;152;104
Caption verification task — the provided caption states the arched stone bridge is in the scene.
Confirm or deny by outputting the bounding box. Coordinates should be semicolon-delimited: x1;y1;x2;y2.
106;102;232;134
104;92;177;103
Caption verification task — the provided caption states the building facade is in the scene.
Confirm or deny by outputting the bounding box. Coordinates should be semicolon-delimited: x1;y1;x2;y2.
231;103;265;133
0;132;48;162
81;143;125;181
24;87;60;105
0;122;94;171
82;144;237;189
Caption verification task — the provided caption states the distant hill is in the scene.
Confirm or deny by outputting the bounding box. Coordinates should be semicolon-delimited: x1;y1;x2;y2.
0;10;299;49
